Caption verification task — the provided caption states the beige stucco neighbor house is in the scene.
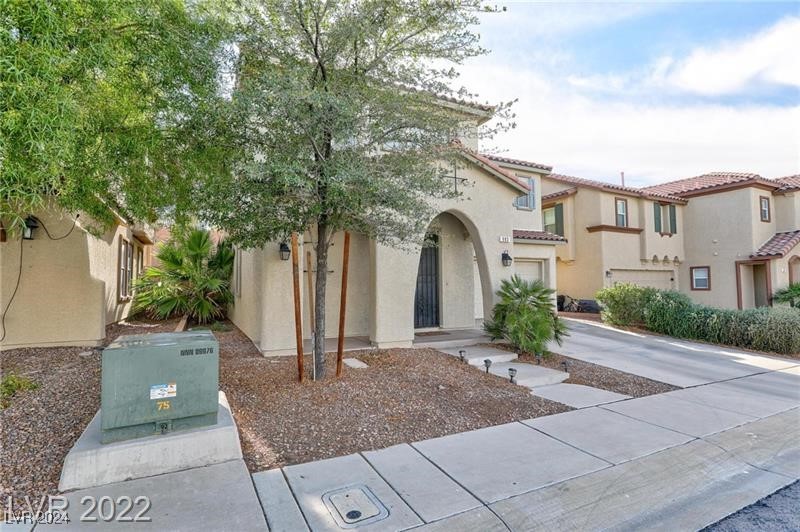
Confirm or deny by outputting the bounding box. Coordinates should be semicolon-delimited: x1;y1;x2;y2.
643;172;800;310
538;173;688;301
0;204;154;349
229;112;566;355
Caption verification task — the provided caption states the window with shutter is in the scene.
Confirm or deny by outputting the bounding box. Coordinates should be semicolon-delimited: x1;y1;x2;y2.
654;202;662;232
669;204;677;234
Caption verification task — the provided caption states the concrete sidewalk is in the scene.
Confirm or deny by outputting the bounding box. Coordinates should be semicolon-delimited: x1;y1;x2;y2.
255;365;800;531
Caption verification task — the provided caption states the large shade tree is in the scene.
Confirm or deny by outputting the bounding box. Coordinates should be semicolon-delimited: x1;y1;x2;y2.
201;0;513;378
0;0;231;231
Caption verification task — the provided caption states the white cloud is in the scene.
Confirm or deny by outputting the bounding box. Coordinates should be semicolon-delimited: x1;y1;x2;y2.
662;16;800;95
461;63;800;184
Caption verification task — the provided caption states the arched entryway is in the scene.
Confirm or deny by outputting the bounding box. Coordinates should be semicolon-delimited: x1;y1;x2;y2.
413;211;493;332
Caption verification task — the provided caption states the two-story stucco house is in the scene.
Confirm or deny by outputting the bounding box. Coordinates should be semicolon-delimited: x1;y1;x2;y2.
643;172;800;309
537;173;687;301
229;104;566;356
0;204;155;348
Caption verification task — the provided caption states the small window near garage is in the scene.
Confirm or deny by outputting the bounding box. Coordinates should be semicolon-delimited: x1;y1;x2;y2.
759;196;771;222
514;176;536;210
690;266;710;290
615;198;628;227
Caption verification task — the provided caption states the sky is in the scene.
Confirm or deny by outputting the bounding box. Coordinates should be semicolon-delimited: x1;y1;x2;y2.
457;1;800;187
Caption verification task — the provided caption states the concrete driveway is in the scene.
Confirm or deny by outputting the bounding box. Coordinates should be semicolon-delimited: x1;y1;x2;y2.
552;317;798;387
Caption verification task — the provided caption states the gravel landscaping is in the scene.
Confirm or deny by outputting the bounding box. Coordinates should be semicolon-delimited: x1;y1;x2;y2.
483;344;679;397
0;318;179;509
218;326;572;472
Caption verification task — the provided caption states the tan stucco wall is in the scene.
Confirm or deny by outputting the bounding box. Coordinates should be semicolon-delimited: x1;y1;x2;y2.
1;207;150;349
228;247;264;345
231;159;560;355
541;179;684;300
774;193;800;232
680;187;775;309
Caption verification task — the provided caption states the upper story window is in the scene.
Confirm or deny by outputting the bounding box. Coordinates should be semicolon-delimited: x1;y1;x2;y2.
690;266;710;290
615;198;628;227
654;203;678;234
759;196;771;222
514;176;536;210
543;204;564;236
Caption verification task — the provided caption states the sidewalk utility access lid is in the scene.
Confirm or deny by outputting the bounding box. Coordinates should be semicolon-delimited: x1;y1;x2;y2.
322;485;389;528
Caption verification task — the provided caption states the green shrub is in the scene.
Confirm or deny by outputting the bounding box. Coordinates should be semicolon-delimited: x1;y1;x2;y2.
485;275;567;355
596;283;658;327
595;284;800;354
134;228;235;324
1;373;38;408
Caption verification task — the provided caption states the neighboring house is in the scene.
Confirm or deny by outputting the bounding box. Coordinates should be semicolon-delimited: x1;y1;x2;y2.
229;104;566;356
538;173;687;301
643;172;800;310
0;203;154;349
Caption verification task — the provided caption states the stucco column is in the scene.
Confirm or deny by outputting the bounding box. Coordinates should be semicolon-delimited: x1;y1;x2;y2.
259;240;304;355
369;240;418;348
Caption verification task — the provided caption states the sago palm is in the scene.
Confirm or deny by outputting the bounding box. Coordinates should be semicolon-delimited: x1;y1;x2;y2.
484;275;567;355
773;283;800;308
133;228;235;323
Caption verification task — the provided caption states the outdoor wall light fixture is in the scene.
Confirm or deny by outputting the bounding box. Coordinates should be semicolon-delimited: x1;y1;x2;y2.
483;359;492;373
605;270;612;278
22;216;39;240
508;367;517;384
458;350;466;363
501;250;513;267
279;242;291;261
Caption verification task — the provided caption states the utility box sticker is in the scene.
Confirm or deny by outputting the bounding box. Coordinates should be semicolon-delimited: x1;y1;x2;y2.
150;382;177;400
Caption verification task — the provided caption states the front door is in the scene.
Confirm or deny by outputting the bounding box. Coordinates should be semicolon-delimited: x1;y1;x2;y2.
414;236;440;328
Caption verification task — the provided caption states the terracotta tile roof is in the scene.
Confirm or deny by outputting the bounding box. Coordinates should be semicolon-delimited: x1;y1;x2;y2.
483;154;553;172
546;174;685;202
541;187;577;203
642;172;778;197
453;141;530;192
513;229;567;243
776;175;800;192
752;230;800;258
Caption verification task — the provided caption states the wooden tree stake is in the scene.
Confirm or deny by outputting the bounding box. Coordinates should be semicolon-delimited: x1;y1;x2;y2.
291;233;304;382
336;231;351;377
306;250;315;332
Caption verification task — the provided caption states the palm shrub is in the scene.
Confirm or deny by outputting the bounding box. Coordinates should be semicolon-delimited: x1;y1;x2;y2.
484;275;568;355
773;283;800;307
133;228;235;324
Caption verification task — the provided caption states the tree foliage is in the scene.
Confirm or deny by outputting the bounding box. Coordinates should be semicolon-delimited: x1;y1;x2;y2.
133;228;235;323
484;275;567;356
1;0;231;232
200;0;513;377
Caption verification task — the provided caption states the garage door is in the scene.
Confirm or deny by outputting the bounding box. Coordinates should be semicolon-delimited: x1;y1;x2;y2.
610;269;673;290
516;260;544;284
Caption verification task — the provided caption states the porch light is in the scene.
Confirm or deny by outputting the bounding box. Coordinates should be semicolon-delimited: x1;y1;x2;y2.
458;350;466;363
501;250;513;267
508;367;517;384
483;359;492;373
605;270;612;278
279;242;290;261
22;216;38;240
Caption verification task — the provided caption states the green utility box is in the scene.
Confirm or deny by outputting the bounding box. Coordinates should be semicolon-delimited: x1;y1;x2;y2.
100;330;219;443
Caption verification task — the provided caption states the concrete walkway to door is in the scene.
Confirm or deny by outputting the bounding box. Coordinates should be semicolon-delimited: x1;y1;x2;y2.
552;317;798;387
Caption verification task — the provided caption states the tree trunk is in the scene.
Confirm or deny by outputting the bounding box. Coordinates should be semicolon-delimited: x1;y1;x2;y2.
313;221;330;379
